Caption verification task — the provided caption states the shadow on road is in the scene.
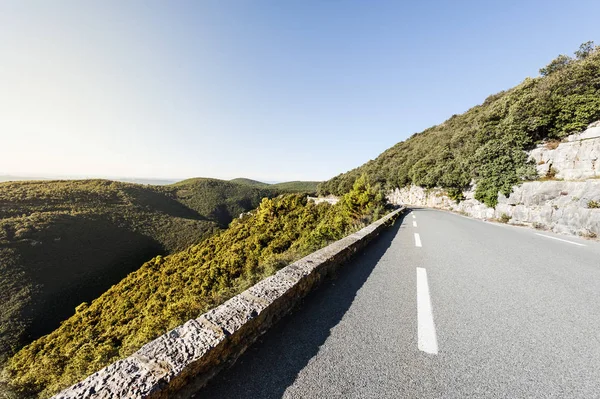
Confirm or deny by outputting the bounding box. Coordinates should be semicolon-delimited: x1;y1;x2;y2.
196;213;406;399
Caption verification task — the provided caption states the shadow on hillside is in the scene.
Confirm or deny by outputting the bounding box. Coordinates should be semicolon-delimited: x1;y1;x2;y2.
197;214;405;399
6;214;165;346
121;186;207;220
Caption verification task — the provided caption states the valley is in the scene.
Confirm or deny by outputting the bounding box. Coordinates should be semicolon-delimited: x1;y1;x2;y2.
0;177;317;368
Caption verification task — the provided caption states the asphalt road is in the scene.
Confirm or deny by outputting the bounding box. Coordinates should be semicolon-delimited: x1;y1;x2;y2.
196;208;600;398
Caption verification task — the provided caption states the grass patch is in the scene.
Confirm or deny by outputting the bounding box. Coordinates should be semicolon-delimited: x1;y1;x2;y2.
545;140;561;150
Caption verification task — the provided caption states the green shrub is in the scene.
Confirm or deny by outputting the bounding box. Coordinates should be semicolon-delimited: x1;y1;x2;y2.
539;54;572;76
588;200;600;209
447;187;465;202
499;213;511;223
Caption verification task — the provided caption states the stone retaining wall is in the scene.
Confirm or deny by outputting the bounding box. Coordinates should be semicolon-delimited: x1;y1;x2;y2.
52;208;404;399
388;182;600;237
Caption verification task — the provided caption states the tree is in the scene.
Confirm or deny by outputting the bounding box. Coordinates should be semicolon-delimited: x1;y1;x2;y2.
539;54;571;76
574;41;595;60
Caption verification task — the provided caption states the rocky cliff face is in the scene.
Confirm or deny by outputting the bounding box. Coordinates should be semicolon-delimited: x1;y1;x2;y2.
387;121;600;238
388;182;600;237
529;121;600;180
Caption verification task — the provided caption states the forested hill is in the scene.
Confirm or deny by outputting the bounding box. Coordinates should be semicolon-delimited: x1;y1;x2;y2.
229;177;271;187
3;177;386;398
229;178;321;193
169;178;278;227
319;42;600;207
0;177;316;367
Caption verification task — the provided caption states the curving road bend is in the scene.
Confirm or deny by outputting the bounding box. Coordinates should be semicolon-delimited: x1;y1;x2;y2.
196;208;600;398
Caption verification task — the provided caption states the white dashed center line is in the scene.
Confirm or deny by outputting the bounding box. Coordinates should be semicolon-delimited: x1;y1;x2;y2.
414;233;422;247
413;221;417;228
417;267;438;355
412;214;416;219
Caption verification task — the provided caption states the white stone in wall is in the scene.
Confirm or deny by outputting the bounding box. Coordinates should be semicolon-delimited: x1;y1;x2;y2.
307;196;339;205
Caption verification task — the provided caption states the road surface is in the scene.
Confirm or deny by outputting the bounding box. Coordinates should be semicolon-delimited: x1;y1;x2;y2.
196;208;600;398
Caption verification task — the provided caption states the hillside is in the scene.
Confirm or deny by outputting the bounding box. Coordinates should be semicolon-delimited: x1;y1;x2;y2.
170;178;279;226
229;178;271;187
3;177;386;398
319;42;600;206
0;178;285;367
272;181;321;193
230;178;321;194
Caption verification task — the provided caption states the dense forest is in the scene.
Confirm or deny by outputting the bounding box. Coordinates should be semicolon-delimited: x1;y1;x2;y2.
2;176;385;398
0;177;316;374
229;178;321;193
174;178;320;223
319;42;600;206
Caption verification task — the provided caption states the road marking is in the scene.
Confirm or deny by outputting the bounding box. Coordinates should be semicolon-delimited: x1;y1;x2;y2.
412;214;416;219
414;233;422;247
413;221;417;227
535;233;586;247
417;267;438;355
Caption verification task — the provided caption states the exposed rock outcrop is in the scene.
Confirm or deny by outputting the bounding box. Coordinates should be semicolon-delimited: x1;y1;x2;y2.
307;195;340;205
529;121;600;180
388;182;600;238
388;121;600;238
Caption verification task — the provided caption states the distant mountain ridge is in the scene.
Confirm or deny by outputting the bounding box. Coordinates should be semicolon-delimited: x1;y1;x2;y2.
0;175;177;185
0;176;51;183
229;178;320;193
229;178;271;187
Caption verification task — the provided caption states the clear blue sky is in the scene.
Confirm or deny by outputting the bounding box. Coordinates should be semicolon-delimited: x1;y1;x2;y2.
1;1;598;182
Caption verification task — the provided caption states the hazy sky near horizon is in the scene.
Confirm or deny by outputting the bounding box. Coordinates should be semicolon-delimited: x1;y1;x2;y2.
1;1;599;182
